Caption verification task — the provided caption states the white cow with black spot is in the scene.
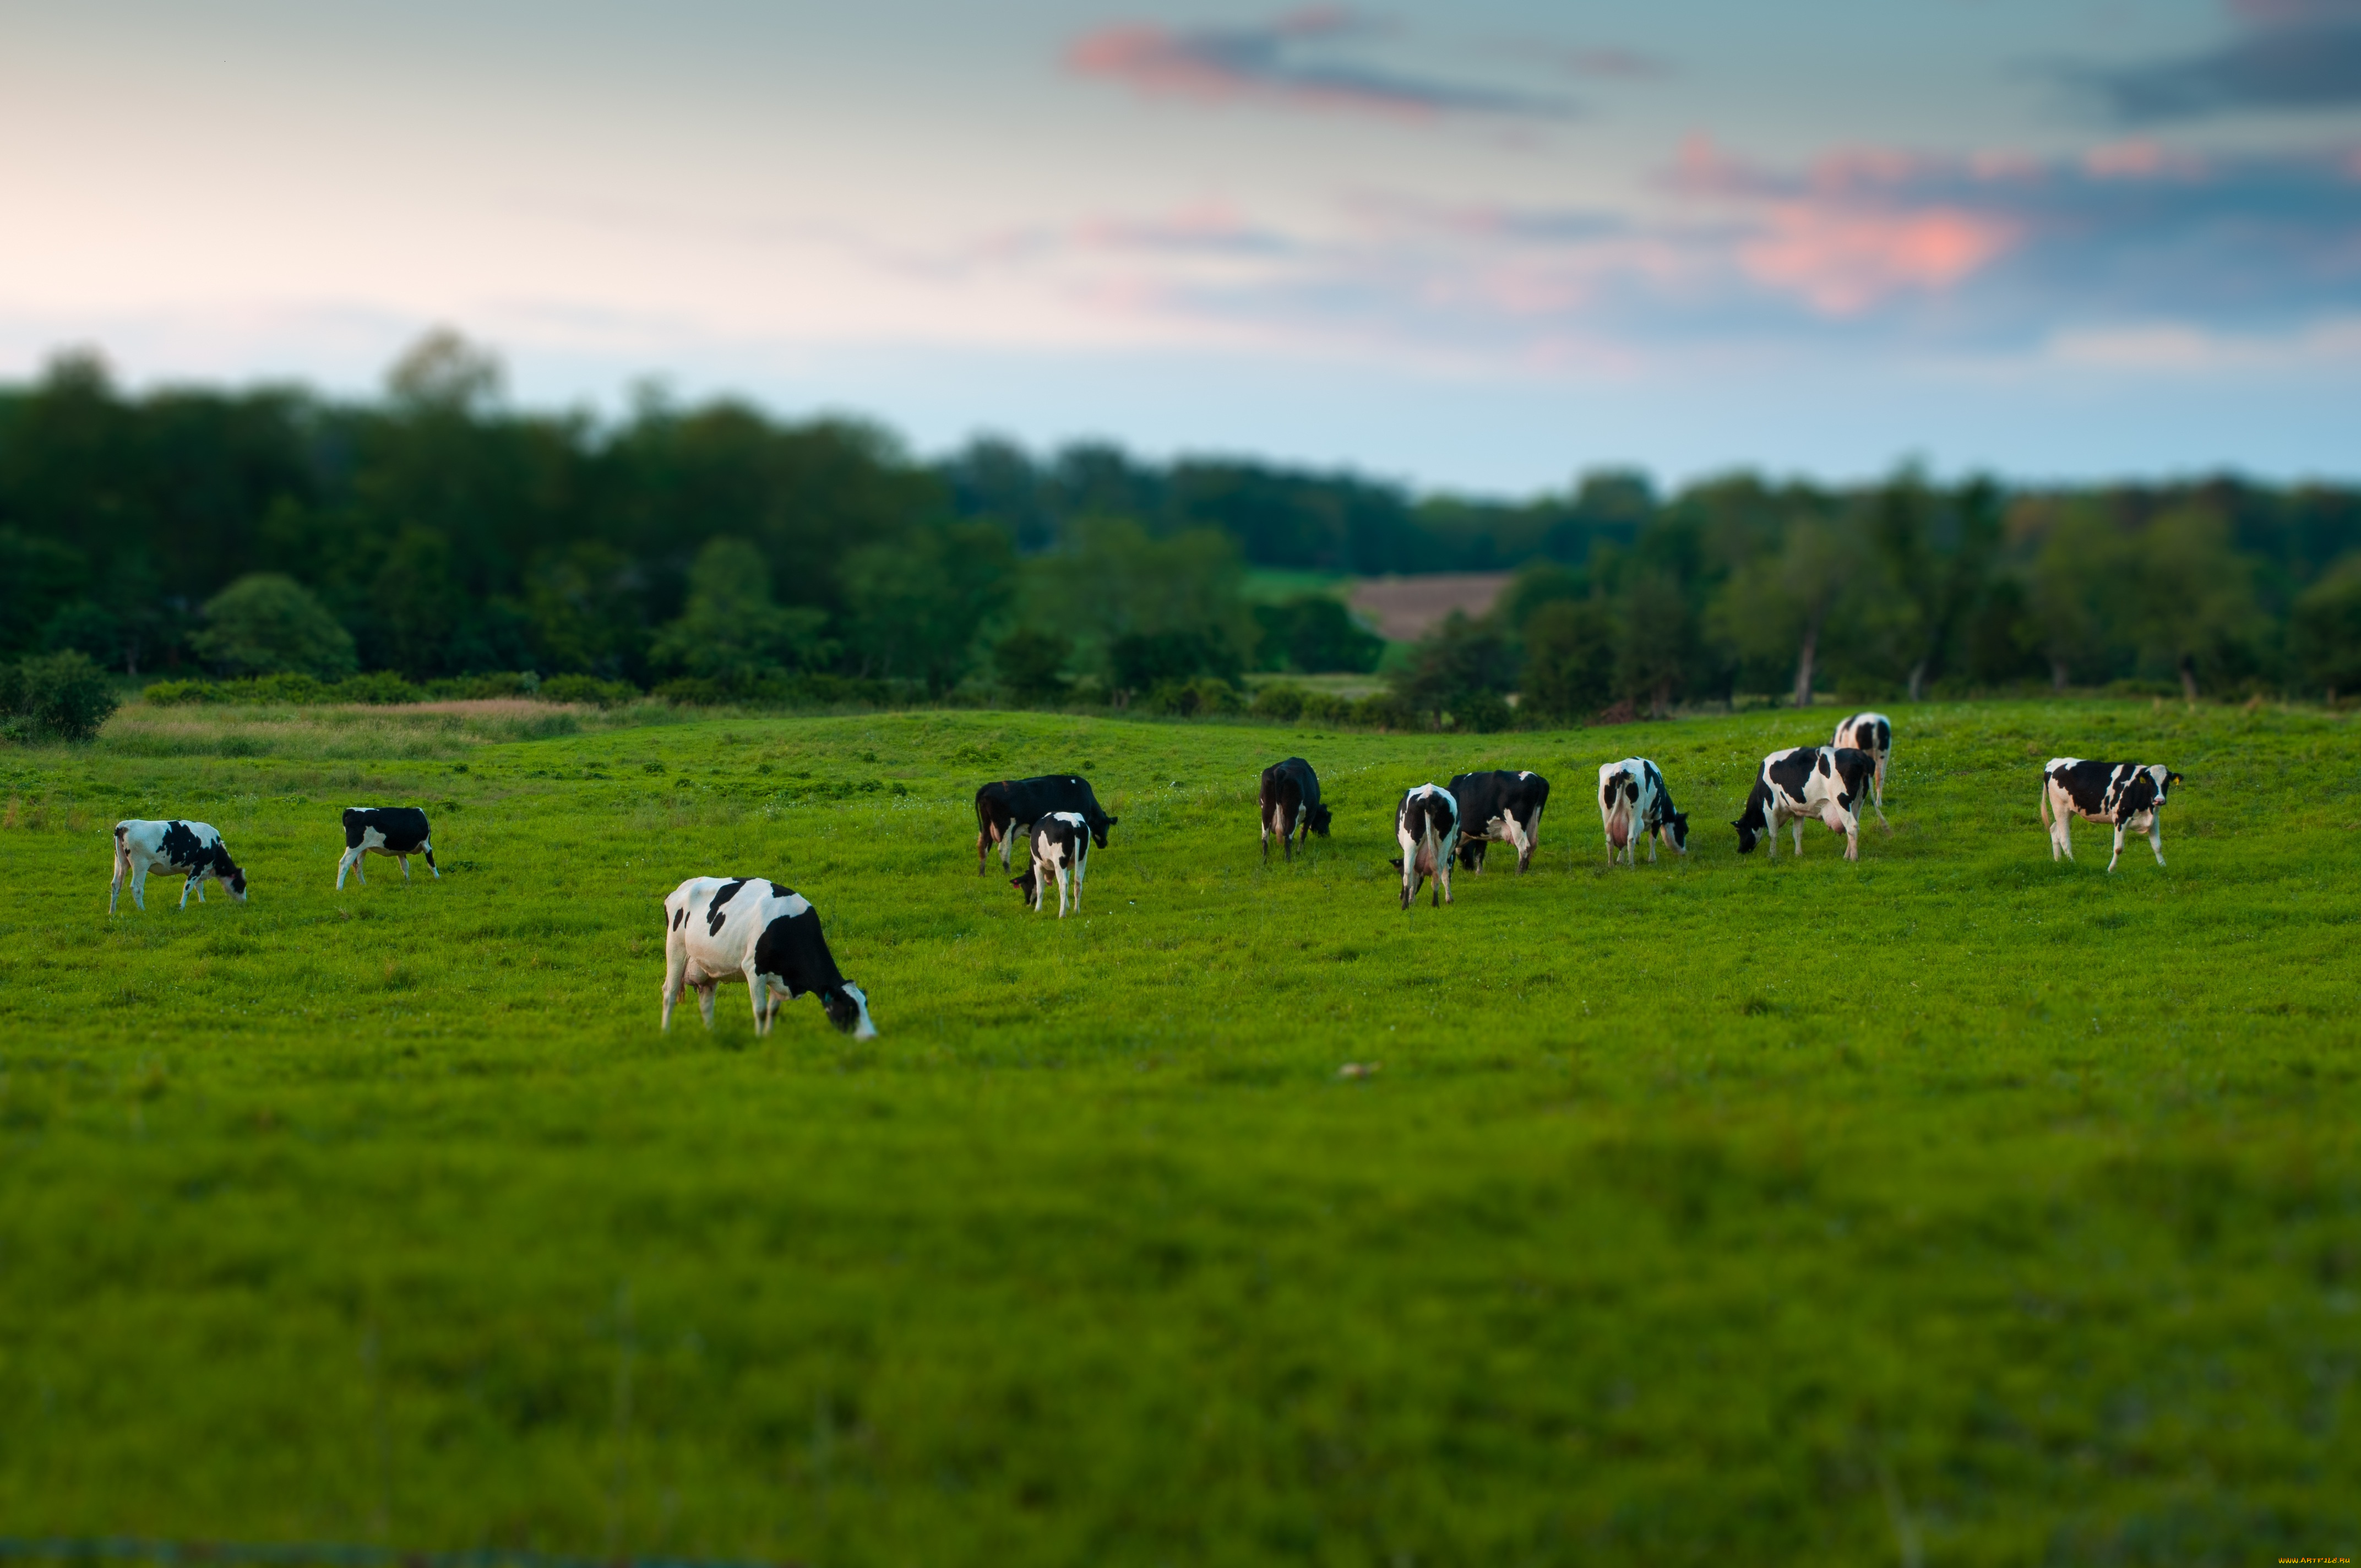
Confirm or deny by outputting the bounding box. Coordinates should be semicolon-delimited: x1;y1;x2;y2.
111;819;248;912
661;876;877;1037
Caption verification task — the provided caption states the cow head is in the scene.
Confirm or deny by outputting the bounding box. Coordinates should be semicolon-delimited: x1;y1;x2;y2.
1305;802;1333;837
1091;815;1117;849
1010;869;1039;903
224;861;249;901
822;983;877;1039
1664;811;1691;853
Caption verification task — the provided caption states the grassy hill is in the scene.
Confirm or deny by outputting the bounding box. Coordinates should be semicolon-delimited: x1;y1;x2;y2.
2;701;2355;1564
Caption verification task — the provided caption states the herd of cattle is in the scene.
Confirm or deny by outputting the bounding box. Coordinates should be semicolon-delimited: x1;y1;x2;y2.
100;709;2185;1039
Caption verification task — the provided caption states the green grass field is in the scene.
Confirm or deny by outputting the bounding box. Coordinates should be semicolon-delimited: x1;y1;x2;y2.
3;700;2357;1565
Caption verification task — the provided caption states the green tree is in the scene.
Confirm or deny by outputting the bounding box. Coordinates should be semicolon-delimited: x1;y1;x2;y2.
525;542;645;678
1023;519;1258;680
2017;498;2130;691
369;526;469;679
649;537;834;689
190;574;360;678
839;522;1016;690
1520;597;1617;722
2292;554;2361;701
1389;610;1517;725
1712;517;1857;705
1617;571;1693;717
2129;506;2260;702
993;627;1073;703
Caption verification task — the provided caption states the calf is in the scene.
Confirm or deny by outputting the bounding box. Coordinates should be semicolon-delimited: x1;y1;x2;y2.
338;806;439;889
1732;746;1875;862
2041;758;2183;872
975;775;1117;873
1390;783;1461;909
661;875;877;1038
1831;711;1893;824
111;819;248;913
1259;756;1332;863
1012;811;1090;916
1451;770;1549;874
1596;758;1689;866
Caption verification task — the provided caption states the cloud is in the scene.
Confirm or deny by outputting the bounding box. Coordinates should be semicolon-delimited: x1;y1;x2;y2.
1066;10;1572;119
2082;0;2361;121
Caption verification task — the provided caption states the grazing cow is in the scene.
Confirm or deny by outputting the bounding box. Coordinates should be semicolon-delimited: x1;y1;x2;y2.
1012;811;1090;916
1832;711;1893;824
1450;770;1549;874
974;776;1117;873
337;806;439;889
1732;746;1876;862
1390;783;1461;909
661;875;877;1038
1596;758;1690;866
111;819;247;913
1259;756;1332;863
2041;758;2184;872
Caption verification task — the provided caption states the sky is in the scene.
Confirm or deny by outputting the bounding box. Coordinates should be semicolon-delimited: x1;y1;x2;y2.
2;0;2358;492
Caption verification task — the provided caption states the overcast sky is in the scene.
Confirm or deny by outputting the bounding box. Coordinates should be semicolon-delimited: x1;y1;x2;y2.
4;0;2358;491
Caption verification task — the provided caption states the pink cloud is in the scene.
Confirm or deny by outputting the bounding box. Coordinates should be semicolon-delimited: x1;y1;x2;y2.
1740;205;2021;315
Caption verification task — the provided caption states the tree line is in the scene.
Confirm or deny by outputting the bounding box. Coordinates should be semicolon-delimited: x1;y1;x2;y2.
3;335;2358;723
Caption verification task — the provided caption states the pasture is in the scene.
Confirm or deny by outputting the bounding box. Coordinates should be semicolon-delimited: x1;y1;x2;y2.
2;700;2356;1566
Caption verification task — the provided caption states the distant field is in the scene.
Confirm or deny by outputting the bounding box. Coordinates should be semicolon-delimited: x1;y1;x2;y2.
2;702;2356;1565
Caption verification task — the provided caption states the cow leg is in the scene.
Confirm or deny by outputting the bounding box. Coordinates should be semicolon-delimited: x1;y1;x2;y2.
132;864;148;911
977;830;990;875
747;970;770;1036
196;875;208;903
398;854;411;883
425;850;440;879
2150;822;2165;867
179;874;197;910
661;947;687;1031
2107;823;2126;873
697;982;717;1028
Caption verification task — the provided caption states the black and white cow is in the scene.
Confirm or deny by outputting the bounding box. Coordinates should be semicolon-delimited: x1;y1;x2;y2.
661;875;877;1037
338;807;439;889
111;819;248;913
2041;758;2184;872
1832;711;1893;824
1596;758;1689;866
1450;770;1549;874
1732;746;1876;862
975;776;1117;874
1012;811;1090;916
1390;783;1461;909
1258;756;1332;863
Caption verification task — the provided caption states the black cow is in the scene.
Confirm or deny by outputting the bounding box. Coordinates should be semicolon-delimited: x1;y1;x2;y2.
1390;783;1461;909
1258;757;1332;863
1733;745;1876;861
339;807;439;889
1450;770;1549;873
975;776;1117;874
2041;758;2184;871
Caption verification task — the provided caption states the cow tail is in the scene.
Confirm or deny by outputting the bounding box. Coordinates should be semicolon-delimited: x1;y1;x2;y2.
2037;775;2052;831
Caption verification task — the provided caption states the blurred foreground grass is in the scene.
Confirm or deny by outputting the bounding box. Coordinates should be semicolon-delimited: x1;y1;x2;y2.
1;701;2355;1565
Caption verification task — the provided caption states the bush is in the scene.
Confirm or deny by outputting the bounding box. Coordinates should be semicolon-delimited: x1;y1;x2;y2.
653;677;732;706
330;672;423;705
994;628;1073;704
1299;691;1354;726
247;672;329;704
1451;689;1514;733
1250;683;1309;721
424;671;542;700
2;650;120;741
141;679;217;706
537;673;638;707
1352;690;1418;731
189;574;358;679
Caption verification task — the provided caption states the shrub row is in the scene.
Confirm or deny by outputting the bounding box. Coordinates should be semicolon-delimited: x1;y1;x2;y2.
141;672;643;709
